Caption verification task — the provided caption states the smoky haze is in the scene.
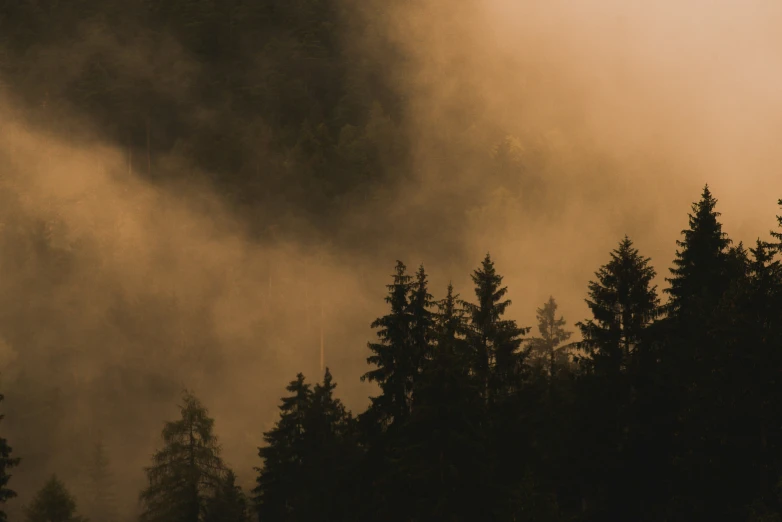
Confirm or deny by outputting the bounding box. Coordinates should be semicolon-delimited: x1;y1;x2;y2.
2;0;782;518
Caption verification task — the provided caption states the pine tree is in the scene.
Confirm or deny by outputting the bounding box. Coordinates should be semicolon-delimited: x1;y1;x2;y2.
361;260;414;426
462;254;530;401
407;264;435;408
254;370;356;521
665;185;732;317
433;283;471;365
140;391;226;522
395;283;491;521
86;440;117;522
25;476;86;522
303;368;357;521
0;394;19;522
572;236;660;518
204;471;248;522
528;296;572;378
659;188;745;519
704;239;782;517
254;374;312;521
577;236;660;375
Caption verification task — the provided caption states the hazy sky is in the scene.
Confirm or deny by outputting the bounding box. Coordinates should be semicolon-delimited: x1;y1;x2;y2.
3;0;782;516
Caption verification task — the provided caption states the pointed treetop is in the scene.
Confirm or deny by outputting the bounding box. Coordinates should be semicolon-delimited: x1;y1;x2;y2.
577;235;659;373
317;367;337;396
665;186;732;312
534;296;572;348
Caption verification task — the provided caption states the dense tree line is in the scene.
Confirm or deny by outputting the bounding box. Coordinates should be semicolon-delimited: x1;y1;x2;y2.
3;186;781;521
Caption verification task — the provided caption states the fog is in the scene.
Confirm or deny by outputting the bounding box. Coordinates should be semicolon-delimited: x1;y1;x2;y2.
3;0;782;517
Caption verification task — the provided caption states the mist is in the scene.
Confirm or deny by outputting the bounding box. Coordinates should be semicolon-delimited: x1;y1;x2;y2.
1;0;782;519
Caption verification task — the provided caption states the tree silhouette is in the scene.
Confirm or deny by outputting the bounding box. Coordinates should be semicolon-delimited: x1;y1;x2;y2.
140;391;226;522
25;476;85;522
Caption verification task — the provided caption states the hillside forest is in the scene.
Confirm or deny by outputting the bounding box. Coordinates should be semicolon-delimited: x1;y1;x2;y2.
0;1;781;521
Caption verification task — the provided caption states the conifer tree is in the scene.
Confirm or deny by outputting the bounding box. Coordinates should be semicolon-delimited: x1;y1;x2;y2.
577;236;659;375
529;296;572;378
254;370;356;522
462;254;529;401
572;236;660;518
408;265;435;402
25;476;86;522
0;394;19;522
254;374;312;522
661;191;752;520
704;239;782;517
361;261;414;426
396;284;491;521
303;368;357;521
665;185;732;317
204;471;248;522
140;391;226;522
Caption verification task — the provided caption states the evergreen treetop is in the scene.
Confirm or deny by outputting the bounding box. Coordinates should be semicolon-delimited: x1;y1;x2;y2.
462;254;530;401
362;260;415;426
529;296;572;377
577;236;659;374
665;185;732;315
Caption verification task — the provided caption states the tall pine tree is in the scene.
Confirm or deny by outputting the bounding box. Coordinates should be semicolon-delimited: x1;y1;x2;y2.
361;261;414;427
462;254;529;402
577;236;660;375
395;283;492;521
407;264;435;412
254;374;312;522
665;185;732;317
254;370;356;522
573;236;660;519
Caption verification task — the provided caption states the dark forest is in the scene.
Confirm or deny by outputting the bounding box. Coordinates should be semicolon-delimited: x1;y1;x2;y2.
0;0;782;521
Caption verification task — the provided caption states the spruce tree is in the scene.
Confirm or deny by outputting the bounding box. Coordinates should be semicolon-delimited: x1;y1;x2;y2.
254;370;356;522
407;264;435;406
361;261;414;426
573;236;660;518
577;236;660;375
705;239;782;517
0;394;19;522
462;254;529;401
396;284;491;521
25;476;86;522
140;391;226;522
529;296;572;378
304;368;357;521
665;185;732;317
461;255;531;518
254;374;311;521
